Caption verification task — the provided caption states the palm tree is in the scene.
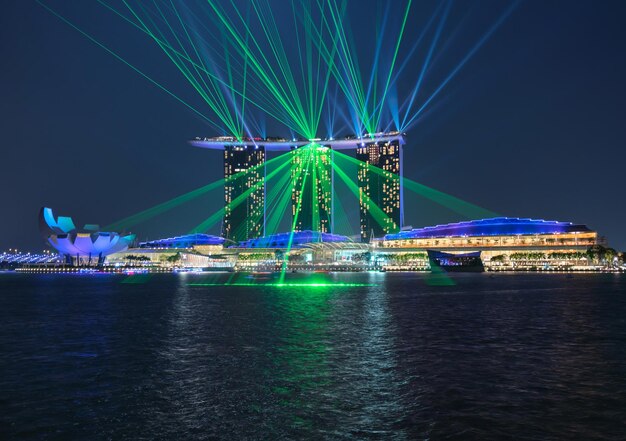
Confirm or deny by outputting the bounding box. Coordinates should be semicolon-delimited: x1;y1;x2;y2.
604;248;617;266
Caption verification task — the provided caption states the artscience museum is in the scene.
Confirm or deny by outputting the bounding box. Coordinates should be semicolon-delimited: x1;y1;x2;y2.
39;207;135;265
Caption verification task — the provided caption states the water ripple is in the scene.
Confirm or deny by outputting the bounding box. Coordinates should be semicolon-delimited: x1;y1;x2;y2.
1;272;625;440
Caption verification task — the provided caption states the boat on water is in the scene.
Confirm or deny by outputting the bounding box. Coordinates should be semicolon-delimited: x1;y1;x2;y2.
245;271;277;281
427;250;485;273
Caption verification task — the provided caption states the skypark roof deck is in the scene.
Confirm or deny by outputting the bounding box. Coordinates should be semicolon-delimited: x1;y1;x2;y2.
189;131;405;151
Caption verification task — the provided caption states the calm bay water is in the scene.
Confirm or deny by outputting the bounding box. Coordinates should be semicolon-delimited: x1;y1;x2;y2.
1;272;625;440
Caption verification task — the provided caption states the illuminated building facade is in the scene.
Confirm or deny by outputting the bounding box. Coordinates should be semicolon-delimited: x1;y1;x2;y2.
223;145;265;242
372;217;602;270
290;145;333;232
139;233;225;254
39;207;134;265
106;233;231;269
357;139;402;241
190;132;405;238
237;230;348;248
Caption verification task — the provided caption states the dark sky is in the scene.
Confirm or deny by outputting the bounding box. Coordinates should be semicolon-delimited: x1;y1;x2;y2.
1;0;625;251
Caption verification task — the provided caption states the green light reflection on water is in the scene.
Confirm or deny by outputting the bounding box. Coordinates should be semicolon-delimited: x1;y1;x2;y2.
188;282;374;287
121;274;152;284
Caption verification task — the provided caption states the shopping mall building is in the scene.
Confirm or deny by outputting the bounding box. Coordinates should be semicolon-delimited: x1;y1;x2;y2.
371;217;602;271
103;217;605;271
39;205;609;271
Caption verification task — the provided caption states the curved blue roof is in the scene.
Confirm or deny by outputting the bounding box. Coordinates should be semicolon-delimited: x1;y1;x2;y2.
139;234;225;249
383;217;591;240
237;230;350;248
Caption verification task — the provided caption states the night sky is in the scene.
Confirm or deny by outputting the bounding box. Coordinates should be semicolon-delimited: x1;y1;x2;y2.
1;0;625;252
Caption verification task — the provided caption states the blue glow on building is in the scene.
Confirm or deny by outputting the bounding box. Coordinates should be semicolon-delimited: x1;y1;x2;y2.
237;231;350;248
139;234;225;249
0;252;61;265
39;207;135;264
383;217;591;240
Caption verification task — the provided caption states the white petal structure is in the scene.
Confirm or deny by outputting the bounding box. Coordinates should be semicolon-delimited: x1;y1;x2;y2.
39;207;135;264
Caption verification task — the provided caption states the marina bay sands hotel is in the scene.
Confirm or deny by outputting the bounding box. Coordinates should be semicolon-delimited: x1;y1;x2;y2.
189;132;405;243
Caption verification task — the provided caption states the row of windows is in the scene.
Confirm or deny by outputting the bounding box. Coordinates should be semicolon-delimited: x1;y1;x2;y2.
378;236;597;248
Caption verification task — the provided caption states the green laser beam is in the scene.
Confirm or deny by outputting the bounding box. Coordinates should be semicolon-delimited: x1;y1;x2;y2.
331;158;394;232
189;151;292;234
231;157;293;241
105;149;292;232
280;145;313;282
101;0;305;136
188;283;375;287
37;0;223;131
104;179;223;232
332;150;498;220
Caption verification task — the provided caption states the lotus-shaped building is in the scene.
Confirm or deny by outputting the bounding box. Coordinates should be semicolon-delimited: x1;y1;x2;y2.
39;207;135;265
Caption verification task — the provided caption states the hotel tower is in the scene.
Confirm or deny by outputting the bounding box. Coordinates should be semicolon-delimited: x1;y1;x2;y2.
290;145;333;233
223;144;265;242
356;139;402;241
